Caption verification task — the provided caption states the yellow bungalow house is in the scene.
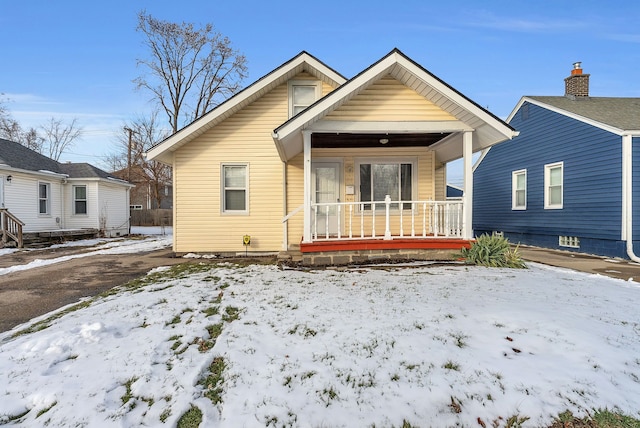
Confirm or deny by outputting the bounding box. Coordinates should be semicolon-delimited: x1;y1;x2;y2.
146;49;517;265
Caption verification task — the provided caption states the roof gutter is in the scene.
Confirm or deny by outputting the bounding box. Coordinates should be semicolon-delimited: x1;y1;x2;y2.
623;133;640;262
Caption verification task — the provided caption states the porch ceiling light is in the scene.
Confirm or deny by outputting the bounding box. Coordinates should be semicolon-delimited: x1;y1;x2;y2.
379;138;389;145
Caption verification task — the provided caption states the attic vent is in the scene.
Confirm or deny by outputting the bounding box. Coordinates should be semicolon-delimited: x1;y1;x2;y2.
559;235;580;248
521;104;530;121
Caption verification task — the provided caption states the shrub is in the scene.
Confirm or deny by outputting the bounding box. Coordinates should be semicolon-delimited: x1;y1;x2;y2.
459;234;526;268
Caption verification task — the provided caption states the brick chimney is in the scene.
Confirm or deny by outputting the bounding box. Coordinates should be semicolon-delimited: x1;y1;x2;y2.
564;62;590;98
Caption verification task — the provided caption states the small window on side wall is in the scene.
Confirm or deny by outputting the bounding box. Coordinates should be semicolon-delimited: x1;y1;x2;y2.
222;164;248;214
544;162;563;209
74;185;87;215
38;182;50;215
512;169;527;210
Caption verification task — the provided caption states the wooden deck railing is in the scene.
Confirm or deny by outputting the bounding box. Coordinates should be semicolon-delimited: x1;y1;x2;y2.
1;208;25;248
311;196;463;241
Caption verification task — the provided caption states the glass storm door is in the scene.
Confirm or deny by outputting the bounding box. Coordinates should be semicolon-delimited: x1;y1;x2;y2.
313;163;340;236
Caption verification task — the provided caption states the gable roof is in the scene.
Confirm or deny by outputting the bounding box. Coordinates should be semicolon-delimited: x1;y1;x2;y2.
512;96;640;134
273;48;517;163
146;51;347;164
0;138;63;174
0;138;130;185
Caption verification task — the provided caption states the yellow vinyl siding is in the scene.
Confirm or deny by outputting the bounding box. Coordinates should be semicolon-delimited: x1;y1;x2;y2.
285;148;437;247
325;76;458;122
434;163;446;201
173;73;333;253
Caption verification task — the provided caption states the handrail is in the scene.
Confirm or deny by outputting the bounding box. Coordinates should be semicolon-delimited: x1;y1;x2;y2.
311;197;463;241
1;208;24;248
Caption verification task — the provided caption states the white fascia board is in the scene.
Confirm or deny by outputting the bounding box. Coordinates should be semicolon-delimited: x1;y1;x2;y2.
394;54;516;140
148;52;346;162
522;97;627;136
274;55;399;139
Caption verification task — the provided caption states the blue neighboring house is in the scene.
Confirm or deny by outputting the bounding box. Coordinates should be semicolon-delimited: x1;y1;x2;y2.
473;63;640;260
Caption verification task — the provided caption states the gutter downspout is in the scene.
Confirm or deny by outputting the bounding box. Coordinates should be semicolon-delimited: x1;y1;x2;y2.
623;133;640;262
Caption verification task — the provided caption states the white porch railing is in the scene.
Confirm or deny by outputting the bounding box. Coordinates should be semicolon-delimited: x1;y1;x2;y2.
311;195;463;241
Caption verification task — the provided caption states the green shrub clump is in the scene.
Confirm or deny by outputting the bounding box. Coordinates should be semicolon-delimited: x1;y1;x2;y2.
460;234;526;268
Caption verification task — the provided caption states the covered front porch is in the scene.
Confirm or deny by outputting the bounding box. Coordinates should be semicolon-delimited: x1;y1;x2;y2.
272;50;517;264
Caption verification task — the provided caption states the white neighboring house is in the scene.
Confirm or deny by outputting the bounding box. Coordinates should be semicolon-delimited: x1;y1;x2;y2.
0;138;133;246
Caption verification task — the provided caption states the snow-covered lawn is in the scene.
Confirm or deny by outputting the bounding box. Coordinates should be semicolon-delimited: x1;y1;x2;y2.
1;256;639;426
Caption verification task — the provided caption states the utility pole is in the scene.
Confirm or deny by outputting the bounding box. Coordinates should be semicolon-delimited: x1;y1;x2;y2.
124;127;136;182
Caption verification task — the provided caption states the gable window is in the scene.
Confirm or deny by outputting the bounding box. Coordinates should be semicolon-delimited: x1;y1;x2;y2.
288;81;320;118
512;169;527;210
74;185;87;215
222;164;248;213
544;162;563;209
358;161;414;210
38;182;50;215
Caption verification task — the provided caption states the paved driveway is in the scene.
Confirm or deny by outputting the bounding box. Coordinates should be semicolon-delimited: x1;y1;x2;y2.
0;245;187;333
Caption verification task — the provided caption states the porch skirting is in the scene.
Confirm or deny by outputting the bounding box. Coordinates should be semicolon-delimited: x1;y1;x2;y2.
296;238;471;266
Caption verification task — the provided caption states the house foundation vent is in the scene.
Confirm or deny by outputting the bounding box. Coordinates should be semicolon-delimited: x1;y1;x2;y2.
559;236;580;248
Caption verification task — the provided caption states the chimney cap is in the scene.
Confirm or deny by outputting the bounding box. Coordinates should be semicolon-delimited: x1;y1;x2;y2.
571;61;583;75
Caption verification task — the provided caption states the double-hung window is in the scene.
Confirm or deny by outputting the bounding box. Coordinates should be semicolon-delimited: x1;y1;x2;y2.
544;162;563;209
288;81;320;117
38;182;50;215
359;161;414;210
512;169;527;210
74;185;87;215
222;164;248;213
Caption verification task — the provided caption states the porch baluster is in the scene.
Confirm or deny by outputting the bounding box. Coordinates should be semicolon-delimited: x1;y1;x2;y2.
433;203;439;237
325;205;330;239
360;203;365;238
384;195;392;240
422;202;427;237
372;203;376;238
313;205;318;239
399;201;404;238
337;204;341;239
410;202;415;237
348;205;353;239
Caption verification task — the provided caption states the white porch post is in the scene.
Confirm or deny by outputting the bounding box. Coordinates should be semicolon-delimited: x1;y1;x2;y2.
462;131;474;239
302;130;312;243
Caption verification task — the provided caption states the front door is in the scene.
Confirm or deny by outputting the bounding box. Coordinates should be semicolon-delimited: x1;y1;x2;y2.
312;162;340;237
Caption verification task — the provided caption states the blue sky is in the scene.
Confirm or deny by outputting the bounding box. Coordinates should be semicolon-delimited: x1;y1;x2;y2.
2;0;639;182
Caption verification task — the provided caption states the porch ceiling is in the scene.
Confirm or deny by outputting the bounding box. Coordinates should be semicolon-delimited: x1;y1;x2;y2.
311;132;451;148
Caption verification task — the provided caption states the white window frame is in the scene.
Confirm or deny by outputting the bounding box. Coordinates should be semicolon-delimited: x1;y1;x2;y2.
221;163;249;215
288;80;321;118
355;157;417;212
73;185;88;215
544;162;564;209
512;169;527;210
38;182;50;215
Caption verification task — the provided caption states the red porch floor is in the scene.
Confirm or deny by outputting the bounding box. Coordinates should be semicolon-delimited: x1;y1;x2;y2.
299;237;472;253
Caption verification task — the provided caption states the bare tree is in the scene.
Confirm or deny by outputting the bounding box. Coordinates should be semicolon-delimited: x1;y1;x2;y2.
134;11;248;134
40;117;83;161
111;112;172;209
0;99;44;152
